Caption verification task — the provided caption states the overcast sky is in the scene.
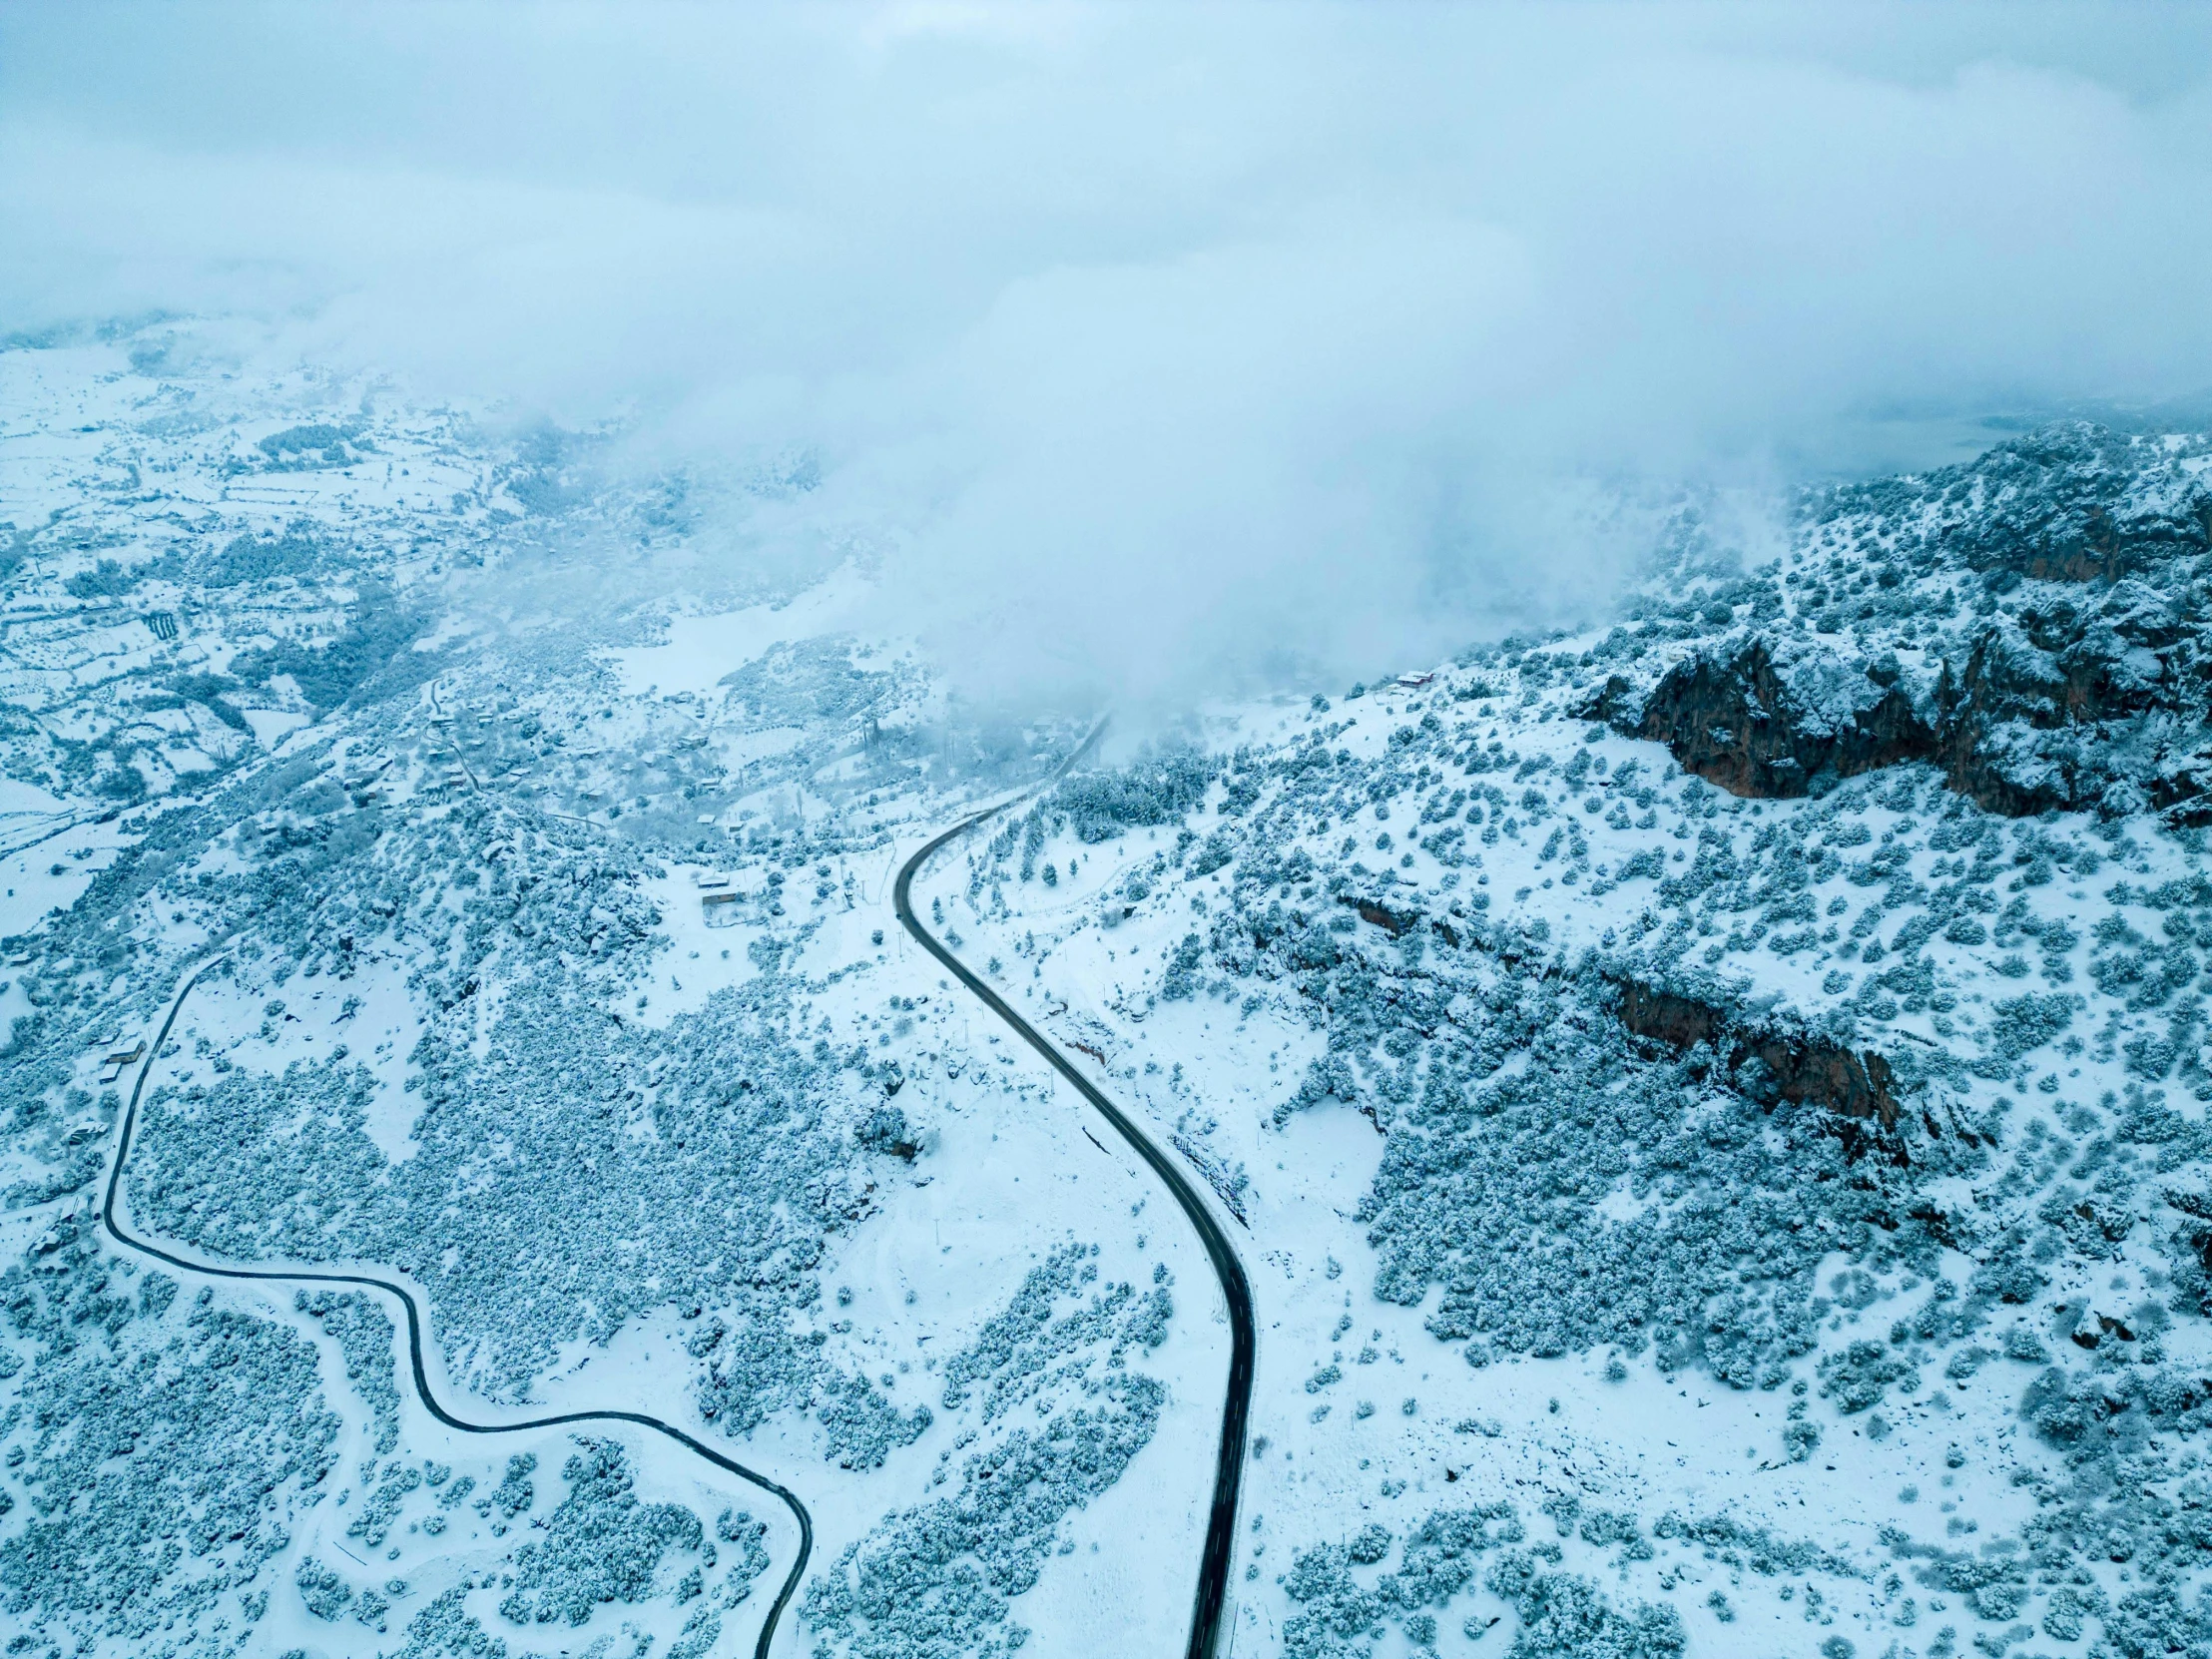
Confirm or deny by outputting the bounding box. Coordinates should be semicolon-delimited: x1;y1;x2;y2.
6;3;2211;705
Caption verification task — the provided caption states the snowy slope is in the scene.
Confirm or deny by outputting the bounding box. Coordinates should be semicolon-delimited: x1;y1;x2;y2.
6;321;2212;1659
941;431;2212;1659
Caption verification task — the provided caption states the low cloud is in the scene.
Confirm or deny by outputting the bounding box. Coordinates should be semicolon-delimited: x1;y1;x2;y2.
6;3;2211;708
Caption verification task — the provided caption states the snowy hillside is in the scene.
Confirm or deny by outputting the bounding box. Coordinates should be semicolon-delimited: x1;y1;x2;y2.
946;422;2212;1659
7;320;2212;1659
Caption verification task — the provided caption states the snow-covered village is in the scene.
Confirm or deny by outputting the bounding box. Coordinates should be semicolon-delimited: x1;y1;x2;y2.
6;9;2212;1659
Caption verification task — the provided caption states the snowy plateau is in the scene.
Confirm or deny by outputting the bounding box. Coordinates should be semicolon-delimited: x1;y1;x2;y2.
8;319;2212;1659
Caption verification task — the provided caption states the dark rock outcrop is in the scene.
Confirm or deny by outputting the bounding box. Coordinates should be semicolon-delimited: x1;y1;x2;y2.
1615;978;1903;1162
1342;895;1416;936
1597;423;2212;820
1626;640;1936;801
1915;422;2212;585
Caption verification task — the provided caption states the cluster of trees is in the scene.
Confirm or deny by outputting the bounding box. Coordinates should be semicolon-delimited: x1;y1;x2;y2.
197;526;338;587
135;955;924;1459
803;1242;1174;1659
286;1436;760;1653
496;1439;707;1627
1344;971;1893;1389
62;556;142;598
1276;1498;1691;1659
0;1228;340;1651
1050;747;1217;843
937;1243;1172;1421
256;422;373;468
295;1288;401;1454
228;580;425;714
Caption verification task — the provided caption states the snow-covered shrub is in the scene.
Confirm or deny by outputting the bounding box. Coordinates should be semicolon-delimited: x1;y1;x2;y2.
805;1242;1173;1659
0;1235;340;1649
498;1439;704;1627
1053;749;1216;842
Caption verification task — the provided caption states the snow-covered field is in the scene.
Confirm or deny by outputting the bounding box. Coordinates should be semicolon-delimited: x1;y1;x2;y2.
6;322;2212;1659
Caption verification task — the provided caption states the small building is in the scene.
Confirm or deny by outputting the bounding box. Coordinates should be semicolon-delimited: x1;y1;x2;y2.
97;1038;145;1085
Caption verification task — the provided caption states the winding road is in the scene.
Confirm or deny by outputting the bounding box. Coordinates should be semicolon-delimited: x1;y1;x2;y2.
97;729;1252;1659
101;955;815;1659
895;815;1257;1659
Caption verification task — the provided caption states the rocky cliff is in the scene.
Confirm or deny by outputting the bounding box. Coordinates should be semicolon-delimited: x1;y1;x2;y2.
1587;423;2212;821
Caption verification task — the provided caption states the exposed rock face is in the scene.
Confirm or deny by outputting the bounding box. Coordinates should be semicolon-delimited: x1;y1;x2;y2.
1917;422;2212;584
1596;423;2212;821
1343;896;1416;936
1615;979;1902;1160
1625;640;1935;801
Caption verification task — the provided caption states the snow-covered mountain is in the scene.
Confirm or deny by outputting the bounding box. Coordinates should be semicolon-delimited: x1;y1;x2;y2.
6;322;2212;1659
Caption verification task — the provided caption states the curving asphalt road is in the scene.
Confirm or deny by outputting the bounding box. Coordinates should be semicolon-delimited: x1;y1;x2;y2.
894;814;1257;1659
94;727;1243;1659
101;955;815;1659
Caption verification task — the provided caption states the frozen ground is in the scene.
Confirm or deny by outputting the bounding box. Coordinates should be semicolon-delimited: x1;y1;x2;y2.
5;320;2212;1659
